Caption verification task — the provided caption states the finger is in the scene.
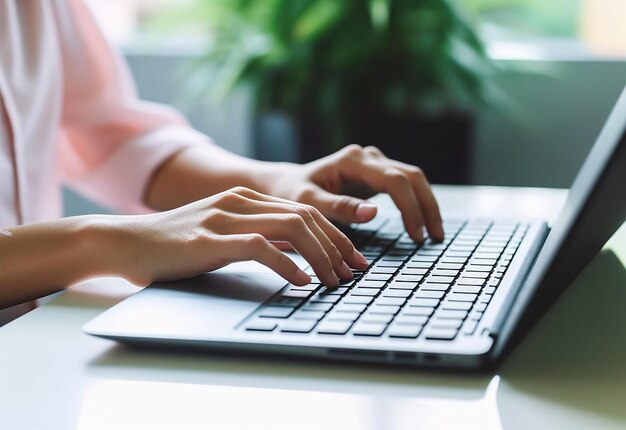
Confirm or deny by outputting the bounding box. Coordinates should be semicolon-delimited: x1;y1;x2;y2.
298;185;378;225
392;161;444;241
219;234;311;286
342;161;426;242
220;189;367;269
216;213;342;287
272;241;294;252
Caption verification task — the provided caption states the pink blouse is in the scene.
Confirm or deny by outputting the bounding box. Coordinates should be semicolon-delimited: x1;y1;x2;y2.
0;1;209;322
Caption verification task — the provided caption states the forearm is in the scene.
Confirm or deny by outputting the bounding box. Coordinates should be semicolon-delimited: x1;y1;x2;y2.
145;142;292;211
0;216;123;309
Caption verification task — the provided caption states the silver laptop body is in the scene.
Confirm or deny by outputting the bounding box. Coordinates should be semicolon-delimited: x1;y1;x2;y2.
84;87;626;369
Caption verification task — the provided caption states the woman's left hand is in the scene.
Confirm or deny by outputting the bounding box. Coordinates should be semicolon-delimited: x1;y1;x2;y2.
264;144;444;243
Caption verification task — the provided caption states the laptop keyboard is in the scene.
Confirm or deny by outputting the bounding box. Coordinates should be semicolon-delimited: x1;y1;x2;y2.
241;218;528;341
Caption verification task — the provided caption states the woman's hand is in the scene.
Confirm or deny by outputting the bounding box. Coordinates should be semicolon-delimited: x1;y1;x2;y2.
118;186;368;288
262;144;444;243
0;186;367;308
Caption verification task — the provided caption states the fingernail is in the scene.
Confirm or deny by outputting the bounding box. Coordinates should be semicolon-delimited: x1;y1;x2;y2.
338;262;354;280
355;203;377;221
295;269;311;286
353;249;369;268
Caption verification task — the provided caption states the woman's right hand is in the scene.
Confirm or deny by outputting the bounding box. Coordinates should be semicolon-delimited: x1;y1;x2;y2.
115;186;369;288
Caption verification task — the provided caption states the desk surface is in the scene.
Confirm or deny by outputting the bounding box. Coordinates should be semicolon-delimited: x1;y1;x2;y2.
2;185;626;430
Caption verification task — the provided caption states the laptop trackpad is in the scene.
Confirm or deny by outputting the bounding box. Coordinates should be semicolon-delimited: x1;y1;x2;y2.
84;269;289;341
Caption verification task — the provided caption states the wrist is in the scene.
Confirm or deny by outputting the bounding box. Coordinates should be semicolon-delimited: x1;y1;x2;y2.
76;215;135;282
248;161;299;196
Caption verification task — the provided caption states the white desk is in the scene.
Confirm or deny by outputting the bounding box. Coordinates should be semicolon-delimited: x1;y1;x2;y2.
2;185;626;430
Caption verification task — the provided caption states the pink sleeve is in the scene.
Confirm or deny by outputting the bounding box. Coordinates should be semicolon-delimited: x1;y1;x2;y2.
54;0;209;214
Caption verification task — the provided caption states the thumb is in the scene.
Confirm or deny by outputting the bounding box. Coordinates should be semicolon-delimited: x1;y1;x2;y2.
303;186;378;224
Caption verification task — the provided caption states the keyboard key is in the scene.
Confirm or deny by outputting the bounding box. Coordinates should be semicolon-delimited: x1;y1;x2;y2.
374;297;406;306
301;302;333;312
387;281;416;290
352;322;387;336
269;296;305;307
419;282;449;291
436;263;463;271
430;269;459;277
461;271;489;279
456;278;485;286
281;289;313;299
411;255;438;263
360;313;394;324
382;289;412;298
318;286;348;295
445;293;478;303
394;274;424;283
474;302;488;312
357;280;387;289
441;301;473;311
335;303;368;313
343;295;374;305
401;306;434;317
369;304;401;315
259;306;295;318
448;245;475;252
464;265;492;272
445;251;471;258
451;285;481;294
370;266;397;274
399;267;428;276
326;310;361;322
478;294;493;304
395;315;429;325
406;261;434;269
423;327;458;340
317;320;353;335
462;320;479;335
435;309;469;319
245;319;278;332
426;275;455;284
470;258;497;266
476;246;504;253
416;249;442;257
350;288;379;297
375;260;404;268
473;252;501;259
293;310;325;321
280;319;318;333
468;310;484;321
413;290;445;299
440;257;468;264
430;318;464;329
382;255;406;261
409;298;439;307
364;273;393;282
387;325;423;338
310;294;341;304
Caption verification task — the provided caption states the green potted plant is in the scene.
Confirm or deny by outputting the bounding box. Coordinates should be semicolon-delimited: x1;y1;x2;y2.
189;0;498;184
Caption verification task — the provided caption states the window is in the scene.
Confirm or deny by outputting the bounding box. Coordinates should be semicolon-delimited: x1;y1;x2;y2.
463;0;626;59
86;0;626;59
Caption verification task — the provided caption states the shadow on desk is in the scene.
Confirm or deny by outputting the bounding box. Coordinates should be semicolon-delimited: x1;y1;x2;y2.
499;249;626;426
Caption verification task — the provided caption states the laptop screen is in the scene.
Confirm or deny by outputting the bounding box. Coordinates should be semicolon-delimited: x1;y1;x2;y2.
494;84;626;357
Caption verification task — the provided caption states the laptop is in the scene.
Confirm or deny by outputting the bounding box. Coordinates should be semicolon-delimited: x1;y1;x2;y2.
84;86;626;370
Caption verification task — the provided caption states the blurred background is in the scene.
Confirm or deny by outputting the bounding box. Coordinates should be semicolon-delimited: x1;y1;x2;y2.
68;0;626;215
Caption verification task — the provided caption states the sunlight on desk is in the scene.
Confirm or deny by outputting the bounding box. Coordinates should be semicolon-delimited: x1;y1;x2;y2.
77;377;502;430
